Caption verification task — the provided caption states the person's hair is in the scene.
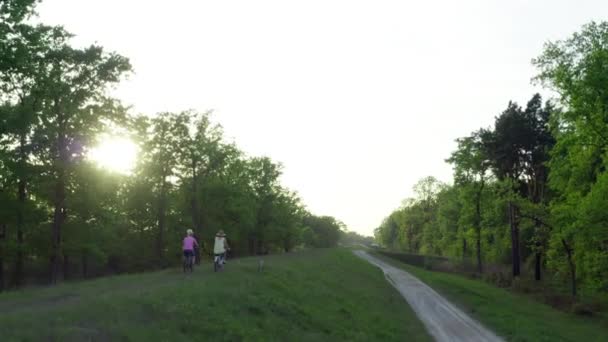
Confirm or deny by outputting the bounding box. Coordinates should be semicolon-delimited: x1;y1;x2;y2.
187;229;193;236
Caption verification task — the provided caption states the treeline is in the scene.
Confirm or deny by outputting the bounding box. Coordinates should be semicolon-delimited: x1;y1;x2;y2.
0;0;344;290
375;22;608;297
340;230;375;247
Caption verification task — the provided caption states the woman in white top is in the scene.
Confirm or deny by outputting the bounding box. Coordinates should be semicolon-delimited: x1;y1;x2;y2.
213;230;229;264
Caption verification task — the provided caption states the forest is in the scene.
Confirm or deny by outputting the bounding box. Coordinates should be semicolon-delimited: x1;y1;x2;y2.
0;0;345;290
375;21;608;298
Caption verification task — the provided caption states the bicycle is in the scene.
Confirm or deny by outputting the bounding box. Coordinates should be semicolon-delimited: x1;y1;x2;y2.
183;250;195;273
213;253;225;272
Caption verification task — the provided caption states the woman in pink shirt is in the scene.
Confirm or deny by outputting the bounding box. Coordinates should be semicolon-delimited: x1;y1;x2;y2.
183;229;198;272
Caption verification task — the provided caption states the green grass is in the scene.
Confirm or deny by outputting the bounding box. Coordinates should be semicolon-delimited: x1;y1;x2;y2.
0;249;431;341
374;252;608;342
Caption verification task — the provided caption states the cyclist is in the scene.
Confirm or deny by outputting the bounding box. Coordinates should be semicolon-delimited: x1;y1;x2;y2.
213;230;229;267
183;229;198;272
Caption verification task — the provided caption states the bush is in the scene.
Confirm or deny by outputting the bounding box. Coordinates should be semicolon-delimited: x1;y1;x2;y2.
511;277;541;294
543;293;575;312
378;251;448;269
571;302;595;316
423;258;436;270
483;271;512;288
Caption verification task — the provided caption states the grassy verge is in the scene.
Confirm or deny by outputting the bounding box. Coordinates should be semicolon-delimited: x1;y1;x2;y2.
0;249;431;342
373;252;608;342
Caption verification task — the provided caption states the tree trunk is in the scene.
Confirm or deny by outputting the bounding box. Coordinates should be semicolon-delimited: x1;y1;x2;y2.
50;174;65;284
532;166;546;282
192;234;202;265
562;238;576;297
0;251;3;292
63;254;69;280
248;235;256;255
82;252;88;278
534;219;542;281
15;131;26;288
157;200;166;265
475;180;484;274
156;177;168;266
534;251;542;281
0;223;6;292
190;164;205;262
462;238;467;257
195;247;201;265
476;233;482;273
509;202;521;277
190;160;203;235
51;102;68;285
408;228;414;252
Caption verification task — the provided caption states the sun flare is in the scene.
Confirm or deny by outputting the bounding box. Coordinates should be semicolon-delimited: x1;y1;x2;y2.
89;137;138;174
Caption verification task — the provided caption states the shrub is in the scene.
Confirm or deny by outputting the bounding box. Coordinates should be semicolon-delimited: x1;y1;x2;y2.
571;302;595;316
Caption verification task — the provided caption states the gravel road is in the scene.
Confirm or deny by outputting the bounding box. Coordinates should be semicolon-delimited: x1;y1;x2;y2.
354;250;504;342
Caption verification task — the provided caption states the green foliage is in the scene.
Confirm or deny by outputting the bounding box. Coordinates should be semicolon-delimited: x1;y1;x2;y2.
0;0;39;25
533;21;608;294
340;230;374;246
0;0;345;289
376;20;608;300
302;215;344;248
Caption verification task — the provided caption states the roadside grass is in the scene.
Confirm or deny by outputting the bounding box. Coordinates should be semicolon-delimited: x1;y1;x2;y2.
373;252;608;342
0;249;431;342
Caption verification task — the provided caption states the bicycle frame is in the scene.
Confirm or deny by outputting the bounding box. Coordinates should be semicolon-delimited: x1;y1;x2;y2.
213;253;226;272
183;253;195;273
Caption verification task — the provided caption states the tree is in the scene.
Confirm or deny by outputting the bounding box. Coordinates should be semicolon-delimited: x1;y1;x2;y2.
0;0;344;289
64;161;126;278
173;110;224;248
434;186;463;257
0;0;39;29
482;97;544;277
341;230;374;247
522;94;555;281
448;130;490;273
302;215;343;248
376;210;402;249
248;157;282;255
134;113;180;265
533;21;608;296
413;177;443;255
0;1;74;287
33;43;131;283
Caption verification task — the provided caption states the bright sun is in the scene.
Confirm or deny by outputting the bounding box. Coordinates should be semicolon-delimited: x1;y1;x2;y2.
89;136;138;174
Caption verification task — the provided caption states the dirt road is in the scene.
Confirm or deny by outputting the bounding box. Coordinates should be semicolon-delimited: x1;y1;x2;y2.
354;250;503;342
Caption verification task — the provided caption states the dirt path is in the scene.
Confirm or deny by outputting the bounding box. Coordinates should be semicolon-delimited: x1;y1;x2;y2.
354;250;503;342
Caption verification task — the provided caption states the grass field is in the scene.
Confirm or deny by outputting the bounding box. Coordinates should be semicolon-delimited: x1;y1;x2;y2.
0;249;431;341
374;252;608;342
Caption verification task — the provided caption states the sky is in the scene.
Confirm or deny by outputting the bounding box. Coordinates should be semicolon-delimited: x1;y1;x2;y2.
36;0;608;236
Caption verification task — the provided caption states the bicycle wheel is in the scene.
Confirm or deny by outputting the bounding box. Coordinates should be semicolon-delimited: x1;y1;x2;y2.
214;256;219;272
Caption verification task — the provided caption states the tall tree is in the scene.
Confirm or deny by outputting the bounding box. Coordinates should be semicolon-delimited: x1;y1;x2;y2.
0;1;71;287
483;100;538;277
533;21;608;295
174;111;224;247
448;130;490;273
248;157;281;255
33;43;131;283
138;113;180;265
522;94;555;281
